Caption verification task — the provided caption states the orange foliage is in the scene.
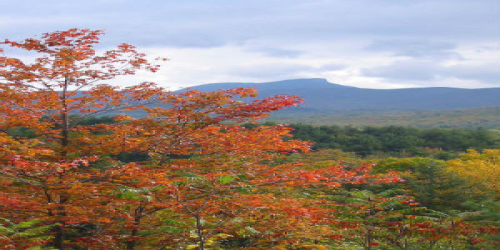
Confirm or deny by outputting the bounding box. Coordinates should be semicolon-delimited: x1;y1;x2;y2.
1;29;405;250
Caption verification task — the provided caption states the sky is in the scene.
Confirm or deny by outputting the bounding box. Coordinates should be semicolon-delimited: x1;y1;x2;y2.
1;0;498;89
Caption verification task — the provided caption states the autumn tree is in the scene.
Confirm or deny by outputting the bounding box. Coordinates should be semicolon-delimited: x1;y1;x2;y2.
446;149;500;197
2;29;376;250
0;28;172;249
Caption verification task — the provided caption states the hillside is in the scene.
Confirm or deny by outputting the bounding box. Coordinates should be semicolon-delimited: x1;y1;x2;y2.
109;79;499;128
187;78;499;110
263;106;500;129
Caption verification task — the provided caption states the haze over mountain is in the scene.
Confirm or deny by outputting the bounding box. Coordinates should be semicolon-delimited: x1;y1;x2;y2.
186;78;499;111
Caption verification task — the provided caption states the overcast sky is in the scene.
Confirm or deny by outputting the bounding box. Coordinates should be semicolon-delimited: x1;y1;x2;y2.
1;0;498;89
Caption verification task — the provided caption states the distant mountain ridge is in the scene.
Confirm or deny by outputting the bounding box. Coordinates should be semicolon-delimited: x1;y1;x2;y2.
185;78;499;111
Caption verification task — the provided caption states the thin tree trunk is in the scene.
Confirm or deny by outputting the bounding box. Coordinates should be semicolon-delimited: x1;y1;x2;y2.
53;76;70;249
195;212;205;250
126;205;144;250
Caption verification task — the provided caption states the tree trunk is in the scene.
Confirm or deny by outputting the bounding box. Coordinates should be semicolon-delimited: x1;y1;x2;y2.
195;213;205;250
126;205;145;250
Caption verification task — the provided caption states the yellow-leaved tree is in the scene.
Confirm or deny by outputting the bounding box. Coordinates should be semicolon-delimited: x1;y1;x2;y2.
446;149;500;197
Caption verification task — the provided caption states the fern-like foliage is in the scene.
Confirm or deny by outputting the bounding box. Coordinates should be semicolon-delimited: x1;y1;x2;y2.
0;218;56;250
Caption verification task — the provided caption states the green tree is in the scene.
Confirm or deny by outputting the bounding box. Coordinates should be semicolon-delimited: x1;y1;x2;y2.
374;157;469;210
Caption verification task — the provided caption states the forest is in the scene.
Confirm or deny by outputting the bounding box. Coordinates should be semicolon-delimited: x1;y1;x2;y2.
250;123;499;158
263;106;500;129
0;29;498;250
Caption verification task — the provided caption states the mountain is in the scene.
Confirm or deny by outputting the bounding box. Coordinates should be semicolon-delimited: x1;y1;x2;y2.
185;78;499;111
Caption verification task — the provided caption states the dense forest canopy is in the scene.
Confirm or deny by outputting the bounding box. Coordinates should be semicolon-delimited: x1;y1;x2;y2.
248;123;499;158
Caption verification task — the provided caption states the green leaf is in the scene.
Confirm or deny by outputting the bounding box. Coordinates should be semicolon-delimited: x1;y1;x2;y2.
245;226;260;235
218;175;236;184
180;172;207;181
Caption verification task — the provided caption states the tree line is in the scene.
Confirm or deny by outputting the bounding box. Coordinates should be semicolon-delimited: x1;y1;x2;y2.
285;123;499;158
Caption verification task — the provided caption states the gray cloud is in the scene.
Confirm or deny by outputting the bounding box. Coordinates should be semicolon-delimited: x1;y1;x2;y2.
362;59;500;85
318;63;347;71
362;60;438;81
1;0;497;48
1;0;498;88
247;47;304;58
443;64;500;83
366;39;461;60
227;63;315;78
227;62;347;79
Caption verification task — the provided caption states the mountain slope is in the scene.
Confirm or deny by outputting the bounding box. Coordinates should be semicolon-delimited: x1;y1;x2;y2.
185;78;499;111
264;106;500;129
